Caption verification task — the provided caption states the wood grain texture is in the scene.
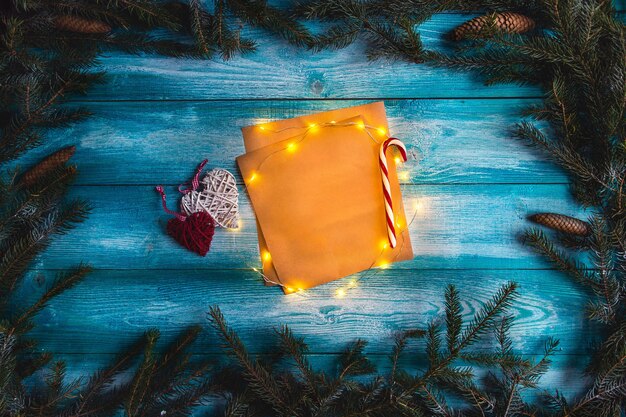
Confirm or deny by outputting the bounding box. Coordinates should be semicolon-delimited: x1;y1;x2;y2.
31;183;586;270
82;14;543;101
18;99;569;185
35;352;592;404
78;9;626;102
17;4;624;403
21;269;590;355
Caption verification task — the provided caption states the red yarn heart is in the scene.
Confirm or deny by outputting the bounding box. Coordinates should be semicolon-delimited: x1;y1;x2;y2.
166;211;215;256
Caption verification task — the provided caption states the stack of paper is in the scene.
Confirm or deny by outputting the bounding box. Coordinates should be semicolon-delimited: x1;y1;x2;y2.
236;102;413;292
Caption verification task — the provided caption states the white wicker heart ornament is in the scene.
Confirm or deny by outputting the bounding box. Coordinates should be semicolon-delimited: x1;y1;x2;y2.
180;168;239;229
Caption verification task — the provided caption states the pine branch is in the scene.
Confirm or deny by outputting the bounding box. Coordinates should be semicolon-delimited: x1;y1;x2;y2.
124;329;159;417
29;360;83;415
419;384;454;417
586;216;622;324
311;24;361;51
154;325;202;377
523;228;597;288
276;325;320;402
0;77;76;163
426;321;442;367
188;0;212;56
457;282;518;353
0;333;23;415
460;351;531;369
520;337;559;388
9;264;92;336
515;122;606;191
337;339;375;379
207;2;256;60
390;328;426;386
67;334;150;417
225;0;313;48
208;306;298;417
444;285;462;354
95;0;182;30
15;351;51;379
564;352;626;417
2;1;623;415
141;326;215;416
0;198;91;298
0;164;77;248
399;283;518;401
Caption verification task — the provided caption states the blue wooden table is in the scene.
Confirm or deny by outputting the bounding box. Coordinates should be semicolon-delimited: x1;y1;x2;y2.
21;10;623;409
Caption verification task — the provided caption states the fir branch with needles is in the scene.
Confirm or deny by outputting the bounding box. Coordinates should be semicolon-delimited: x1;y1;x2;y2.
1;0;624;415
206;282;566;417
8;265;92;336
204;0;623;414
295;0;624;413
1;0;295;415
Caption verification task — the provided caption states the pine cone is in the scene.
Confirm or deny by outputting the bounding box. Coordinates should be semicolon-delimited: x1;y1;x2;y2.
450;12;535;41
20;146;76;188
528;213;591;236
54;16;111;34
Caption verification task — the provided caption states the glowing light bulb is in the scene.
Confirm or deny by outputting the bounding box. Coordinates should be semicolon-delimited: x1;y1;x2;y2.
335;288;346;298
356;121;365;130
380;240;389;251
394;156;402;164
307;122;319;133
378;260;390;269
262;251;272;263
398;171;410;181
259;125;266;131
285;287;295;294
377;127;387;135
330;120;337;124
251;267;258;272
287;142;297;152
248;172;257;183
348;279;358;288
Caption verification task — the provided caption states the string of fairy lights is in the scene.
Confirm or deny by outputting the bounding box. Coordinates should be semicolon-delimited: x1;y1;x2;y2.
230;119;420;298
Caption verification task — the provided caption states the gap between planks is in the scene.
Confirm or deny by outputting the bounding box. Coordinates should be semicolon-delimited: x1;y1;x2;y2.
65;95;546;103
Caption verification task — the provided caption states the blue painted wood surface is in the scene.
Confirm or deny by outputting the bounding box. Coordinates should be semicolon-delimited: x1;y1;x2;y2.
20;9;608;409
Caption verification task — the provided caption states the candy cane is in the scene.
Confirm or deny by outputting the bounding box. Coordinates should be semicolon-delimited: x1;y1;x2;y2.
379;137;407;248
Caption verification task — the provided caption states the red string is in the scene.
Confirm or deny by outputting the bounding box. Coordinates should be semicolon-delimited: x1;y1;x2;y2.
178;159;208;194
155;186;187;221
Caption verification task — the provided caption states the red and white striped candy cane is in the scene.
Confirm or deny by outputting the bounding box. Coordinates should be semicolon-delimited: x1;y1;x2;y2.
379;137;408;248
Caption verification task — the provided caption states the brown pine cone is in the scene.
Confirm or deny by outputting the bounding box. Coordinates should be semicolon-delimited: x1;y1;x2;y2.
55;16;111;34
20;146;76;188
528;213;591;236
450;12;535;41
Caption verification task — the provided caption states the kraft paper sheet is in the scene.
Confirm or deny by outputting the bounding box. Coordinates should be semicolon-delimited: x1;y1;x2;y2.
237;102;413;291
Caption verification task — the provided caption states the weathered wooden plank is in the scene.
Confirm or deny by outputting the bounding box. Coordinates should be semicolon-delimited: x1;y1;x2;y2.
22;269;590;355
32;184;585;270
80;9;626;101
38;352;591;405
82;14;543;101
267;0;625;11
20;99;568;185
